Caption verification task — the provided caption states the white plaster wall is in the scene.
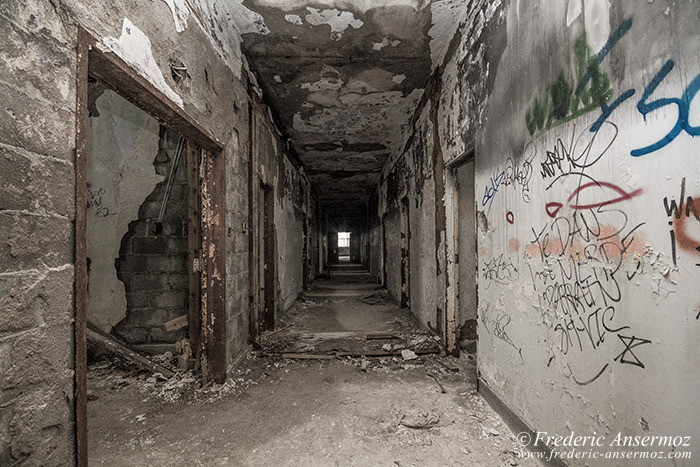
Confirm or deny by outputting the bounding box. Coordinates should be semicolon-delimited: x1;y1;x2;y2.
86;90;163;331
456;1;700;463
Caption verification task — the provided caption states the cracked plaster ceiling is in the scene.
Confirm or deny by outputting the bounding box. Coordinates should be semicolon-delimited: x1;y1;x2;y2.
235;0;471;219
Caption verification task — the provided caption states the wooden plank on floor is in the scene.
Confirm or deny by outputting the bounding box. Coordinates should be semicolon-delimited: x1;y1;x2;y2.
87;326;176;379
160;314;188;333
281;353;336;360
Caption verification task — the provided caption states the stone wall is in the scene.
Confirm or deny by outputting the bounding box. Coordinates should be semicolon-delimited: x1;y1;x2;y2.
0;0;256;462
114;128;189;346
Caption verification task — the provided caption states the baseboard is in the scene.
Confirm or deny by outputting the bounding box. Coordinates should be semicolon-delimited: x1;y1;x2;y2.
478;378;567;467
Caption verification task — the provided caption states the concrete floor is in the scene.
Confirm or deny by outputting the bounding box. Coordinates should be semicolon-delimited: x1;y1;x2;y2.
87;264;543;466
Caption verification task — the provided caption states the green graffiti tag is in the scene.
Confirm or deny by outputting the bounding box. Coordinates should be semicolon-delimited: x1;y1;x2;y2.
525;18;633;137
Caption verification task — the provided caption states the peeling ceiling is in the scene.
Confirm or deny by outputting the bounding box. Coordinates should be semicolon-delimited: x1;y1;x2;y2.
235;0;471;219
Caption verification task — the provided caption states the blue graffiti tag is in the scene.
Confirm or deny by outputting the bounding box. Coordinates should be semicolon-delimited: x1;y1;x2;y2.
630;60;700;156
482;171;505;208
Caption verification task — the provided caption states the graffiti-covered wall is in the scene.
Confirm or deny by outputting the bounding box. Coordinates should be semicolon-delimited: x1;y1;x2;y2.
438;0;699;463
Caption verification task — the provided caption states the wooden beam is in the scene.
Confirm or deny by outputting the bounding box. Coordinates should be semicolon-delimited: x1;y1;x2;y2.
87;39;223;153
87;327;176;379
74;26;90;467
160;314;189;333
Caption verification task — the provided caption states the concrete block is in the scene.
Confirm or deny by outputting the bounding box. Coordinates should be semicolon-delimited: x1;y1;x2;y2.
161;273;188;290
0;144;74;217
115;255;148;273
3;326;72;390
112;326;149;345
138;201;163;219
151;291;187;309
147;256;186;273
125;292;151;309
9;385;73;464
131;237;167;255
160;219;184;236
166;237;188;255
129;274;162;291
0;80;75;162
163;201;187;218
0;212;72;272
149;326;185;343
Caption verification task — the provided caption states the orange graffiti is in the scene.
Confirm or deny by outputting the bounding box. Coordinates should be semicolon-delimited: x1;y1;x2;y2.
672;196;700;256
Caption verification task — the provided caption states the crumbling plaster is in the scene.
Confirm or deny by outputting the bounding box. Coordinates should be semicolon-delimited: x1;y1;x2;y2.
86;89;164;333
235;0;474;219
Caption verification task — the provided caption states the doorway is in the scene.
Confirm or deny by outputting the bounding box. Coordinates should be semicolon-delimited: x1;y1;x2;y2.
338;231;351;261
258;182;275;332
400;197;411;308
75;27;226;465
444;149;477;356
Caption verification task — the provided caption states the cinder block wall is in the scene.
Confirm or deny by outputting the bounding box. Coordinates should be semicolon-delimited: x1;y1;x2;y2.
114;128;189;345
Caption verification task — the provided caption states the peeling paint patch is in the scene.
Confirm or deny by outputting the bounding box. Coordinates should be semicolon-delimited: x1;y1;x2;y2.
300;65;343;91
285;14;303;25
253;0;428;13
230;0;270;35
372;37;401;51
583;0;611;51
305;7;364;41
161;0;191;32
566;0;583;26
101;19;184;107
428;0;475;68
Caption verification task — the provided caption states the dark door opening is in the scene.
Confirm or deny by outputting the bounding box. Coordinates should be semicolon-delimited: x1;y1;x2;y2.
400;197;411;309
260;182;275;331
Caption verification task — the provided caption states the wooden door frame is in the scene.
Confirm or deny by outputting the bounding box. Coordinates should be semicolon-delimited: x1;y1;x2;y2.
75;27;226;465
443;147;476;357
302;215;310;289
400;196;411;308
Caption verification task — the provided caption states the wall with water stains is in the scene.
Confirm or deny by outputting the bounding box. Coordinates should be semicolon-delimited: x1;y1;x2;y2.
439;0;700;462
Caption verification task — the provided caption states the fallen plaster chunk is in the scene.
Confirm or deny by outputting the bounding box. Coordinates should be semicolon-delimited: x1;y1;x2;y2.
401;349;418;360
273;75;282;83
393;74;406;84
284;14;303;25
102;19;184;107
305;7;364;40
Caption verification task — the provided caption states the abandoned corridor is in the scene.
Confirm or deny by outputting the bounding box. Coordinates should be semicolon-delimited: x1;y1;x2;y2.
1;0;698;466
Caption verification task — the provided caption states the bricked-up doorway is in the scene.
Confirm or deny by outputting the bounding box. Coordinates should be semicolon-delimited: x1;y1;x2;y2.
75;28;226;466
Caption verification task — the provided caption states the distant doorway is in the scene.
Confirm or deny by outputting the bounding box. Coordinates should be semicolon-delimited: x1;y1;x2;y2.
338;232;351;261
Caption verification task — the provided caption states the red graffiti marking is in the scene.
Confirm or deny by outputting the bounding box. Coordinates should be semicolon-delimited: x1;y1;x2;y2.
545;202;563;218
672;196;700;257
567;181;643;210
506;211;515;224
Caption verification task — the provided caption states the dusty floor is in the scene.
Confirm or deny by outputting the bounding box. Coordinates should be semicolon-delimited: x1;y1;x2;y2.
88;264;543;466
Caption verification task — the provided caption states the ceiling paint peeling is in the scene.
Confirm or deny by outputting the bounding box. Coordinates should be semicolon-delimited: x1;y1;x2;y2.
305;7;364;40
232;0;469;216
249;0;431;13
372;37;402;51
284;14;304;25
